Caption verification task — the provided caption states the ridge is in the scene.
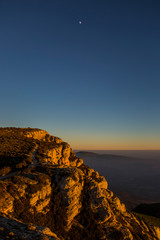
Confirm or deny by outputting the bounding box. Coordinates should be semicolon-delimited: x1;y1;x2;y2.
0;127;159;240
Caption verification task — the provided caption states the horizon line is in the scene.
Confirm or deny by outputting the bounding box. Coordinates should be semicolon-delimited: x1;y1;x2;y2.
73;149;160;151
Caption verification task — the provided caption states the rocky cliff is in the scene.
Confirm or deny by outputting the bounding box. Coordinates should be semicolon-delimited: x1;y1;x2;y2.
0;127;159;240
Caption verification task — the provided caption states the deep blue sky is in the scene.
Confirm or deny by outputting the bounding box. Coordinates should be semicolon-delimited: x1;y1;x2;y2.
1;0;160;149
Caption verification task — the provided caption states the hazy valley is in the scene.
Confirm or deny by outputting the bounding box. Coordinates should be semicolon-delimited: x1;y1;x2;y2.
76;151;160;209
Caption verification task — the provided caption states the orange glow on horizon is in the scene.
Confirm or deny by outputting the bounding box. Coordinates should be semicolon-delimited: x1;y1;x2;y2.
51;130;160;151
65;137;160;151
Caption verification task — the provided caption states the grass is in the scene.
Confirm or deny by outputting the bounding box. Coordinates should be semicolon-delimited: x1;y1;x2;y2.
0;128;36;175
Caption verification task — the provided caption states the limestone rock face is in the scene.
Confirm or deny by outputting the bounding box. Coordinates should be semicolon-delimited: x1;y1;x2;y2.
23;129;49;140
0;127;159;240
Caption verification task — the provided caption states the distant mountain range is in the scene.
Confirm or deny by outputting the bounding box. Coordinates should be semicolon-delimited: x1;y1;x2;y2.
133;203;160;218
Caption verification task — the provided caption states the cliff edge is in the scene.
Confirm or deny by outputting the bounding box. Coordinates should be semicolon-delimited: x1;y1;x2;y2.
0;127;159;240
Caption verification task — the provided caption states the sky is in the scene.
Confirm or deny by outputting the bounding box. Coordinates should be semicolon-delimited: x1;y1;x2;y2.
0;0;160;150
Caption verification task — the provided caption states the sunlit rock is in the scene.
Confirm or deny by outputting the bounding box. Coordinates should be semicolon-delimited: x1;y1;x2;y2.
0;127;159;240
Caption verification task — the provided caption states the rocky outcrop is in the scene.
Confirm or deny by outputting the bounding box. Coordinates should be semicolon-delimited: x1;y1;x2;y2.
23;129;49;140
0;128;159;240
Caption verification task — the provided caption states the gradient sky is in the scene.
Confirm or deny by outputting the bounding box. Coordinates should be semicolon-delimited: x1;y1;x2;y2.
1;0;160;150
